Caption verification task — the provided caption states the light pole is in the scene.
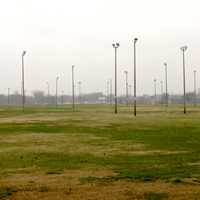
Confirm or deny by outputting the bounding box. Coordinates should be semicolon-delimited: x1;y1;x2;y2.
180;46;188;114
164;62;168;107
124;70;128;105
194;70;197;106
78;81;82;104
22;50;26;112
112;43;120;114
134;38;138;116
109;79;112;104
154;79;157;103
8;88;10;105
72;65;75;111
56;76;59;107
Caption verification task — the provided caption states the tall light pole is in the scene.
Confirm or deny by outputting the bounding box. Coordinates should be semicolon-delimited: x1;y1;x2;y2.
154;79;157;103
56;77;59;107
22;50;26;112
46;82;50;104
134;38;138;116
8;88;10;105
72;65;75;111
109;79;112;104
124;70;128;105
78;81;82;104
180;46;188;114
112;43;120;114
194;70;197;106
164;62;168;107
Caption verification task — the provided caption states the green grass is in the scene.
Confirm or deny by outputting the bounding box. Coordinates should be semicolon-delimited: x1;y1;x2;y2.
0;104;200;182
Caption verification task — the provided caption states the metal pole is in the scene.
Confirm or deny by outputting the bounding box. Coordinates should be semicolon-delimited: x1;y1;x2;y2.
183;50;186;113
134;38;138;116
22;51;26;112
124;71;128;105
164;63;168;107
72;65;75;111
115;47;117;113
180;46;188;114
112;43;119;114
56;77;59;107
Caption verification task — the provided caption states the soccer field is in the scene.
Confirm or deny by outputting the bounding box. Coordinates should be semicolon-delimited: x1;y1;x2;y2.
0;104;200;199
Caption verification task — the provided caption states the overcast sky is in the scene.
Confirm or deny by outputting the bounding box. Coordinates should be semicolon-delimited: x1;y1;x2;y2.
0;0;200;96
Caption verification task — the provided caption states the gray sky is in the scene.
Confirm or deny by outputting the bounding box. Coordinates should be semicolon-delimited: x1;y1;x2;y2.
0;0;200;96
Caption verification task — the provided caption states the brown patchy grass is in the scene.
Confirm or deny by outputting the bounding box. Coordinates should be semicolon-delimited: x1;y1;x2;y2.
1;177;200;200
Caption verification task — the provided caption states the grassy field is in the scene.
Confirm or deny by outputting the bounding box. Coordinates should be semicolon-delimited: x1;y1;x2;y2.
0;104;200;199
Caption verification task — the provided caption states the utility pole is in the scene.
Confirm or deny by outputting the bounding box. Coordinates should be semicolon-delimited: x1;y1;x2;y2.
180;46;188;114
134;38;138;116
56;77;59;107
72;65;75;111
112;43;120;114
164;63;168;107
194;70;197;106
124;70;128;105
22;51;26;112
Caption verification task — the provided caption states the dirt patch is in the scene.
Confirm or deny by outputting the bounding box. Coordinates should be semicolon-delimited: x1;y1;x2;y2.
0;169;116;186
1;179;200;200
0;113;67;123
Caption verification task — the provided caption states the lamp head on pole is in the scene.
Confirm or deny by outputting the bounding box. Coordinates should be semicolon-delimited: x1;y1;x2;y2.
112;43;120;48
22;51;26;56
134;38;138;44
180;46;188;52
164;62;167;67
